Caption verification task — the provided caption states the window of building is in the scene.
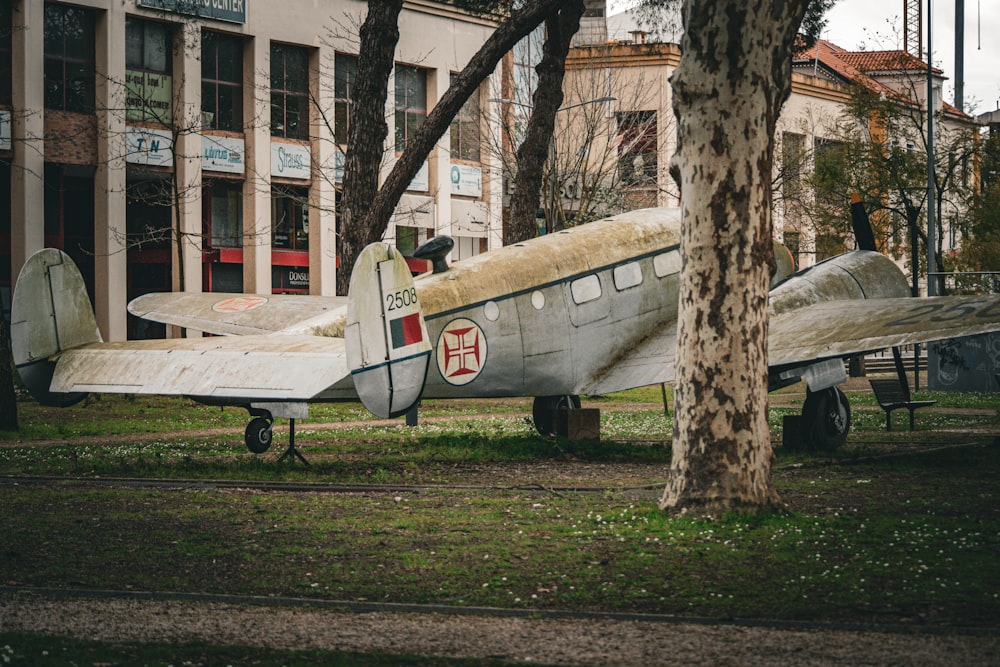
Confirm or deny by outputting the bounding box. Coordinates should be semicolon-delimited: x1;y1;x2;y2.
334;53;357;146
43;164;96;303
512;27;544;110
395;225;430;256
449;74;480;162
44;4;96;113
205;179;242;247
271;186;309;251
125;18;173;124
0;0;12;107
781;132;805;199
126;178;172;250
813;137;847;210
270;43;309;140
201;31;243;131
616;111;657;185
394;64;426;151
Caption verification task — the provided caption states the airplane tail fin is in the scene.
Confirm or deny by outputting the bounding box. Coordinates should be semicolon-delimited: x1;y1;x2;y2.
11;248;102;406
850;193;878;252
345;243;432;419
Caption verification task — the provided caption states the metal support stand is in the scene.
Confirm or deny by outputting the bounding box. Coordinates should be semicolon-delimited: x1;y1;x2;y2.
277;418;310;466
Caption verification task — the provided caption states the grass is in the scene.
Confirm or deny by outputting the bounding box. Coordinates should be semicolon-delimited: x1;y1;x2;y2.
0;633;519;666
2;383;1000;660
7;443;999;625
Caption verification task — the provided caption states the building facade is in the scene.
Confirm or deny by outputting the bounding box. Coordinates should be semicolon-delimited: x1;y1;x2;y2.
1;0;503;340
565;27;979;274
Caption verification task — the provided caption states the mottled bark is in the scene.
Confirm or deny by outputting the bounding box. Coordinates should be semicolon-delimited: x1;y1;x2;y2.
506;1;585;244
337;0;404;296
661;0;810;515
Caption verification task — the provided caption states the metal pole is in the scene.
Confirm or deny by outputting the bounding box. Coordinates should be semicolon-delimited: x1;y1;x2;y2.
549;134;556;233
955;0;965;112
926;0;937;296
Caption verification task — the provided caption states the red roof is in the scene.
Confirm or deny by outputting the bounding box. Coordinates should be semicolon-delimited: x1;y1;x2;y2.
792;38;968;120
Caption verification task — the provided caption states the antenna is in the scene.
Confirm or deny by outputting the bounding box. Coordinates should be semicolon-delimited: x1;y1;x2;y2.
904;0;923;58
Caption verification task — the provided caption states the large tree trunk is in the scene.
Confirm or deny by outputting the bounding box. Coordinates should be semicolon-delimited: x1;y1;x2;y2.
335;0;568;294
0;313;17;431
661;0;809;515
337;0;404;295
506;1;585;244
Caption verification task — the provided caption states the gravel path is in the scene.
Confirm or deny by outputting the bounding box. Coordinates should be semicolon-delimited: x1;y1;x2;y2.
2;594;998;666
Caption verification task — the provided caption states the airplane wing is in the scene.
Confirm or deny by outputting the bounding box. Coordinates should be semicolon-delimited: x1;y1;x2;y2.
128;292;347;336
49;334;348;400
581;324;677;395
769;295;1000;368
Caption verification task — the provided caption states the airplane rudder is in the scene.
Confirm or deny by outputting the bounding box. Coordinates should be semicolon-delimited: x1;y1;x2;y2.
11;248;99;406
346;243;431;418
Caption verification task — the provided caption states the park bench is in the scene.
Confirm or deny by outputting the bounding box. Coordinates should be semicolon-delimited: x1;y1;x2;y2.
868;377;937;431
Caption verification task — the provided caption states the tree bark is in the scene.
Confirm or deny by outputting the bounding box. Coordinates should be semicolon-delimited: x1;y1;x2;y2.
506;1;585;244
0;313;18;431
337;0;405;295
334;0;568;294
661;0;810;515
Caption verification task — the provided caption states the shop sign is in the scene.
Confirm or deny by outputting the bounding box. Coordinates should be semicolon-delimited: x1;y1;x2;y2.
202;135;245;174
272;266;310;290
0;110;10;151
450;164;482;197
125;70;173;124
126;127;173;166
287;268;309;288
407;161;429;192
138;0;246;24
271;141;310;180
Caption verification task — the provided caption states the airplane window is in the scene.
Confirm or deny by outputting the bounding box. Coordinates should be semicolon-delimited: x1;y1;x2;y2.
653;252;681;278
531;290;545;310
484;300;500;321
570;274;602;304
613;262;642;290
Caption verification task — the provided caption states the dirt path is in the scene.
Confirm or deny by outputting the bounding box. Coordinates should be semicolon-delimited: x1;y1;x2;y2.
3;594;998;666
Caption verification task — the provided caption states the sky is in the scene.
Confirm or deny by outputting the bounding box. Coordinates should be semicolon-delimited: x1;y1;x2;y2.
608;0;1000;117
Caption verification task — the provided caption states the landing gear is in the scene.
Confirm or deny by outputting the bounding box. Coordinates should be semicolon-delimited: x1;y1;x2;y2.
244;416;273;453
531;395;581;436
800;386;851;451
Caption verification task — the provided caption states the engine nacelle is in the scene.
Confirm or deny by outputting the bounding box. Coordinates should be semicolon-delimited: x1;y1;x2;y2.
769;250;910;316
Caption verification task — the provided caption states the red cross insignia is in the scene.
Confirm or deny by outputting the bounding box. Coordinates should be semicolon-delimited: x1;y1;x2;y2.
436;318;487;386
212;296;269;313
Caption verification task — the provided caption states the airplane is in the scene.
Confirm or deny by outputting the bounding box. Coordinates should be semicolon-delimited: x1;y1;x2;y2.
12;202;1000;456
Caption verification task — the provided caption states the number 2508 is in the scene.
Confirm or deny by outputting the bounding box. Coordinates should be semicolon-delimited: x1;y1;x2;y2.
386;288;418;311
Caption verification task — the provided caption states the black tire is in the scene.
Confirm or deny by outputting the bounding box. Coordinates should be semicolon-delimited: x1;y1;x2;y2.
531;395;581;436
800;386;851;451
245;417;273;453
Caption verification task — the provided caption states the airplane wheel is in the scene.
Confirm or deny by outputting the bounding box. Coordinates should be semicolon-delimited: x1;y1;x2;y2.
245;417;273;453
532;395;581;436
800;386;851;451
